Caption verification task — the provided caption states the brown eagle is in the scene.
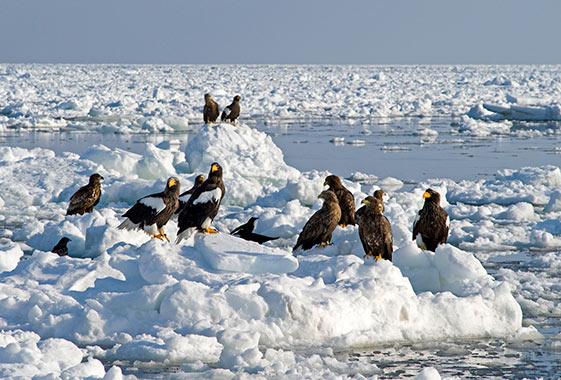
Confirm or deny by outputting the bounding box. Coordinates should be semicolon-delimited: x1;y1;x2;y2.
221;95;241;126
356;189;386;222
176;174;205;214
176;163;225;243
358;196;393;261
324;175;356;227
117;177;180;242
66;173;104;216
412;188;449;252
293;190;341;252
203;93;220;124
231;217;279;244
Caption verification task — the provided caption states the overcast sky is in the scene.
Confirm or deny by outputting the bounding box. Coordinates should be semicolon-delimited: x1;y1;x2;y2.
1;0;560;64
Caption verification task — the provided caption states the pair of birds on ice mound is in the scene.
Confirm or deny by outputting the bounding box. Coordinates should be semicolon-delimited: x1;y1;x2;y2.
116;163;226;244
59;167;449;260
203;94;242;125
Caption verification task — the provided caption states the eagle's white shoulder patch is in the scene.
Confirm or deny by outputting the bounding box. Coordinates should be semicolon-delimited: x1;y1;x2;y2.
193;187;222;205
223;107;232;117
140;197;166;213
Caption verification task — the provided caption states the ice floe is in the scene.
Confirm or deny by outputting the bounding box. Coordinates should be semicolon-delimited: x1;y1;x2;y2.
0;121;558;378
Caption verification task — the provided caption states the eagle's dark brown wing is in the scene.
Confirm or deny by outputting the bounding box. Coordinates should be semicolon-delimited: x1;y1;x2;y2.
293;202;341;251
359;213;393;261
204;99;220;123
337;188;356;226
66;183;101;216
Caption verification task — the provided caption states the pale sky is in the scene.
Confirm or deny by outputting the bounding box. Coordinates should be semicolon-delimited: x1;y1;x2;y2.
1;0;560;64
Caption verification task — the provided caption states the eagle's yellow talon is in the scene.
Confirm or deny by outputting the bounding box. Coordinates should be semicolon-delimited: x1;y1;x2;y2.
151;233;164;241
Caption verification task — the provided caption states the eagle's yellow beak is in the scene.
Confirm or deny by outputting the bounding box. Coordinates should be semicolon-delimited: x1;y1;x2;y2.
423;191;431;198
200;176;205;182
211;164;218;173
169;178;176;187
323;181;328;186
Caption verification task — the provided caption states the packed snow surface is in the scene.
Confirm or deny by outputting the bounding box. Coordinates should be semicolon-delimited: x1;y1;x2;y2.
1;121;555;379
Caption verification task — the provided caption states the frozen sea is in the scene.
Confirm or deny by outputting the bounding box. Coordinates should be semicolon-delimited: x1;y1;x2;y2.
1;65;561;379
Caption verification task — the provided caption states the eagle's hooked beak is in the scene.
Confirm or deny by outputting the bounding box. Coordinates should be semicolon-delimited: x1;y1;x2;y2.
168;178;177;187
423;191;431;199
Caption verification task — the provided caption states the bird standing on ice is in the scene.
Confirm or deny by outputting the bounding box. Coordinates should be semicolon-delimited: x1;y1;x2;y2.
66;173;104;215
52;237;71;257
358;196;393;261
203;93;220;124
356;189;386;222
176;174;205;214
324;175;356;227
412;188;449;251
176;163;225;243
230;217;279;244
221;95;241;126
117;177;180;242
293;190;341;252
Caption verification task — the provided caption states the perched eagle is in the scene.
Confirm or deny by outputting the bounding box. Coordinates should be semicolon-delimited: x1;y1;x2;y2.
66;173;104;216
221;95;241;126
324;175;356;227
231;217;279;244
412;188;449;252
356;189;386;221
176;174;205;214
293;190;341;252
176;163;225;243
358;196;393;261
117;177;180;242
52;237;71;257
203;93;220;124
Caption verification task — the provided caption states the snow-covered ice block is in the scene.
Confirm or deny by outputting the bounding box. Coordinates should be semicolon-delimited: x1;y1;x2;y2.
185;123;300;206
0;242;23;274
483;103;561;121
195;233;298;274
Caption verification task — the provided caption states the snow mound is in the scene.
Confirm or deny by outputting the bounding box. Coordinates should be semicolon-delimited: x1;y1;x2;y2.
195;233;298;274
185;123;300;206
496;165;561;187
0;329;114;379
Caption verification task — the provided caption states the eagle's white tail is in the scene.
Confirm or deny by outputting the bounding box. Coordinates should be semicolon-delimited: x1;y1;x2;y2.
175;227;196;244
